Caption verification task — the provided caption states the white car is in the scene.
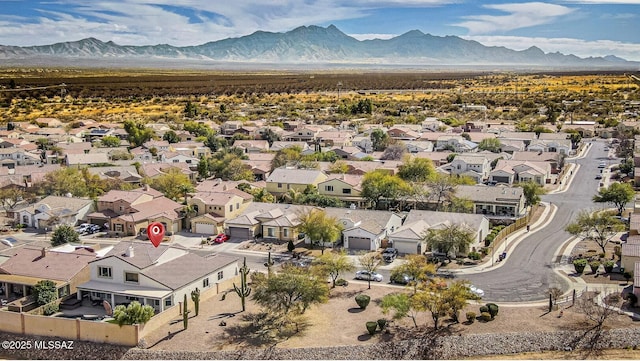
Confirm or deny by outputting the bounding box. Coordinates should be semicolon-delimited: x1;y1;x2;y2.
355;270;383;282
469;285;485;297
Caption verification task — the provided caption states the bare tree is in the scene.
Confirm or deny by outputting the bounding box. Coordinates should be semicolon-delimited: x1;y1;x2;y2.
357;252;380;289
572;291;624;357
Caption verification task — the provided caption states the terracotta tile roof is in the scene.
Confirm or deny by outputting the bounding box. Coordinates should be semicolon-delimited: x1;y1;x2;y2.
0;247;94;281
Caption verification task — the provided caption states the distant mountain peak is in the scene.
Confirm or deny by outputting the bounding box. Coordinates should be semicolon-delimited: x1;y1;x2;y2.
0;24;636;69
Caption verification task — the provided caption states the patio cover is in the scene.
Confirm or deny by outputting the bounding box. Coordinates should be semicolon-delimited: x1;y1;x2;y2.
0;274;67;288
77;280;172;299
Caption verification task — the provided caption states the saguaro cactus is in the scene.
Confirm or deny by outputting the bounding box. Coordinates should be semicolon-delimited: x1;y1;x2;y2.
191;288;201;317
234;257;251;312
183;294;189;330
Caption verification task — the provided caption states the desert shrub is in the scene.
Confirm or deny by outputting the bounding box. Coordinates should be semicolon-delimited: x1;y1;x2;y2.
466;311;476;323
467;251;482;260
366;321;378;335
355;294;371;309
480;312;492;322
484;235;494;246
486;303;499;319
604;260;615;273
479;305;489;314
589;261;601;274
377;318;387;330
335;278;348;287
573;259;587;274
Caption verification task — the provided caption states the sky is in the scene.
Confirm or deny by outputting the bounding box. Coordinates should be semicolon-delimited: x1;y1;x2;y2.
0;0;639;61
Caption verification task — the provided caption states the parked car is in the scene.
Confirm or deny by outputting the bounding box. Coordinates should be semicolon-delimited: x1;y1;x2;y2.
595;174;602;179
382;247;398;263
355;270;383;282
469;285;485;297
213;233;229;244
1;238;13;247
598;162;606;168
86;224;101;234
390;272;414;285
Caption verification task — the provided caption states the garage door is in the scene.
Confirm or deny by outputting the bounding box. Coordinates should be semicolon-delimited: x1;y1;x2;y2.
228;227;251;239
393;240;419;255
348;236;371;251
194;223;215;235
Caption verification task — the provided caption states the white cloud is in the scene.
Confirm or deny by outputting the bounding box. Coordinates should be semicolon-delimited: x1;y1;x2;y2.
454;2;575;34
464;35;640;61
561;1;640;4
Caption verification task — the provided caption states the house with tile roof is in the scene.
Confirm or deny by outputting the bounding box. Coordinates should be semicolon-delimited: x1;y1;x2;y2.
489;159;551;185
324;208;404;251
317;174;366;208
442;154;491;183
0;247;94;309
388;210;489;255
13;195;94;229
76;242;238;313
455;185;526;218
188;189;252;233
266;168;328;197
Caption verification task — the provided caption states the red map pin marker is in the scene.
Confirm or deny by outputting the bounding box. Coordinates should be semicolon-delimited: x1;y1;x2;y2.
147;222;165;248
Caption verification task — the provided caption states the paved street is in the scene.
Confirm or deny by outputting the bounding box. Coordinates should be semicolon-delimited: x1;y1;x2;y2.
463;139;621;302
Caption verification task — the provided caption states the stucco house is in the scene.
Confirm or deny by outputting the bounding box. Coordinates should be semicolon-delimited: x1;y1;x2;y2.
443;154;491;183
388;210;489;255
76;242;238;313
265;168;328;197
455;185;527;218
324;208;404;251
14;195;94;229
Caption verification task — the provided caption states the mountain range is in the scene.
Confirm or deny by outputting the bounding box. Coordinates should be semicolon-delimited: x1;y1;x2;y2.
1;25;637;69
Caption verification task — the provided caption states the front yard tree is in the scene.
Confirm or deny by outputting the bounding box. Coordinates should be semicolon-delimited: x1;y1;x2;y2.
391;254;437;293
251;265;329;321
380;292;421;328
517;181;547;208
51;224;80;246
444;280;479;323
296;209;343;254
593;182;634;215
426;173;459;211
149;168;194;201
413;280;450;330
123;120;155;148
357;252;381;289
422;223;475;260
313;251;355;288
566;210;625;256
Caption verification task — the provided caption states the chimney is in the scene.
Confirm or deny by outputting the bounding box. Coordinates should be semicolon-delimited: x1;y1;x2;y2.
41;247;46;258
125;245;134;258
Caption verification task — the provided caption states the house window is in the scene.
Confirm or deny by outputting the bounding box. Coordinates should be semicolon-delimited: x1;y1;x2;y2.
115;224;123;232
203;278;209;288
154;299;160;306
119;206;124;212
236;203;240;210
325;185;334;192
342;188;351;194
164;297;172;308
98;266;112;279
125;272;139;283
278;183;282;188
217;271;224;280
267;228;275;237
229;204;233;212
283;228;289;238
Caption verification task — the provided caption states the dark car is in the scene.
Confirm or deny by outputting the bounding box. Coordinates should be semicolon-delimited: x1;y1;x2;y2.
390;272;414;285
382;248;398;263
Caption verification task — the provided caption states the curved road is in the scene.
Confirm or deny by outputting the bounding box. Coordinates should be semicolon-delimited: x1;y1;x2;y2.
464;139;618;302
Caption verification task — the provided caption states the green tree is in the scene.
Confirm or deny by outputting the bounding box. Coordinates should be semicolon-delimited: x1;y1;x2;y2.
149;168;194;201
123;120;155;147
296;209;343;254
380;292;421;328
370;128;390;152
50;224;80;246
100;135;121;148
327;160;349;174
517;181;547;208
390;254;437;293
477;138;502;153
250;187;275;203
251;265;329;317
398;156;436;183
361;170;411;210
0;187;26;211
593;182;635;215
312;251;355;288
162;130;180;144
112;301;155;326
619;158;634;177
444;280;479;323
413;280;450;330
262;128;281;147
422;223;475;260
197;157;210;179
566;210;625;256
357;252;381;290
447;196;474;213
33;280;59;315
271;146;302;170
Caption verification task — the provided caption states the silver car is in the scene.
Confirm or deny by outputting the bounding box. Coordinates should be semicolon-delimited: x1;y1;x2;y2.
355;270;383;282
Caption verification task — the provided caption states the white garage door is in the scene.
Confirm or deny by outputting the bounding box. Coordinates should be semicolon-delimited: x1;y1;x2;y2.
393;240;419;255
194;223;215;235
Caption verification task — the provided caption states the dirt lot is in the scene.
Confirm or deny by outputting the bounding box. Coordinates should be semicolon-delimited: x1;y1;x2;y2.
142;282;638;355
